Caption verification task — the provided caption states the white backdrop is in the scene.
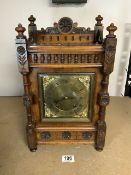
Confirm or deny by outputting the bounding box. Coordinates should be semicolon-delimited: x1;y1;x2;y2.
0;0;131;96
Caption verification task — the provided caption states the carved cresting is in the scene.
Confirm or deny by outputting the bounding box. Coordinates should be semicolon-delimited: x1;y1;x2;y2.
15;24;37;152
96;23;117;151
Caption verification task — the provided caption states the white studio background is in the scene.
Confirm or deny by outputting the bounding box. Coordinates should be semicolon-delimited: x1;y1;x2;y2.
0;0;131;96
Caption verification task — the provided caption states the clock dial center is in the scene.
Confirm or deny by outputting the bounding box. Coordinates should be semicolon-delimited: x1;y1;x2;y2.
44;76;89;117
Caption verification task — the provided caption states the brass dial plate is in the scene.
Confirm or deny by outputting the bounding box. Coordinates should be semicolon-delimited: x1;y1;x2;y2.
39;73;95;122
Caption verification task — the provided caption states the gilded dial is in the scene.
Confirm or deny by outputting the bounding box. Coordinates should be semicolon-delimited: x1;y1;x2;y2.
45;77;88;117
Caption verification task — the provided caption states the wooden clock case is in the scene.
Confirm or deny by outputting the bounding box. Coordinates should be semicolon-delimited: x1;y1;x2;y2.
15;15;117;152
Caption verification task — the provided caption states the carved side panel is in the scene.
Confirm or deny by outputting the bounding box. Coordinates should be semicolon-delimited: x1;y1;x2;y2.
98;92;110;106
26;123;37;151
23;94;32;107
95;120;106;151
104;38;117;74
22;76;37;151
15;39;29;73
95;24;117;151
15;24;37;151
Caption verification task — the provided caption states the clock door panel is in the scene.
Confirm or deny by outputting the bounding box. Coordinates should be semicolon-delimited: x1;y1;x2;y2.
38;73;95;122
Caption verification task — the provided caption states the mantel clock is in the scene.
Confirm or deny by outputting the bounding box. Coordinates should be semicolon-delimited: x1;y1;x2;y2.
15;15;117;152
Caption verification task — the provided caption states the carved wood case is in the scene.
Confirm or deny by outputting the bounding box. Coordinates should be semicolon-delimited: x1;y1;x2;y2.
15;15;117;152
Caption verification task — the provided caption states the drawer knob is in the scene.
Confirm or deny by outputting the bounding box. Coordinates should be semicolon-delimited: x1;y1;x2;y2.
62;131;71;140
41;132;51;140
82;132;92;140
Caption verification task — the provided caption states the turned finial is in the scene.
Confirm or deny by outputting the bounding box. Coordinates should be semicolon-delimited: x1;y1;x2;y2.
15;23;26;39
28;15;36;25
95;15;103;26
106;23;117;37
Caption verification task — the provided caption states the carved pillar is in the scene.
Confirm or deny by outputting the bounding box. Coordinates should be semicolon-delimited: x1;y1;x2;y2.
94;15;104;44
95;23;117;151
15;24;37;152
28;15;37;44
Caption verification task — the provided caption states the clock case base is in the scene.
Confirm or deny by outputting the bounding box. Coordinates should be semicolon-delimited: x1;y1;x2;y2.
15;15;117;152
27;121;105;152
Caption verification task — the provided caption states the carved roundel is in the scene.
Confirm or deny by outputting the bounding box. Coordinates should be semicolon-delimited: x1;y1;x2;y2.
58;17;73;34
17;46;26;55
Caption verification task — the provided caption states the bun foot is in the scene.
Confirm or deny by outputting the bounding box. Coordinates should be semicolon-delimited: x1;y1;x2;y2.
30;147;37;152
95;146;103;152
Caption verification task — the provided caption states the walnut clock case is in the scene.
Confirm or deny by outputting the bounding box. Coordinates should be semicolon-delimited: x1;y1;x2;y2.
15;15;117;152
